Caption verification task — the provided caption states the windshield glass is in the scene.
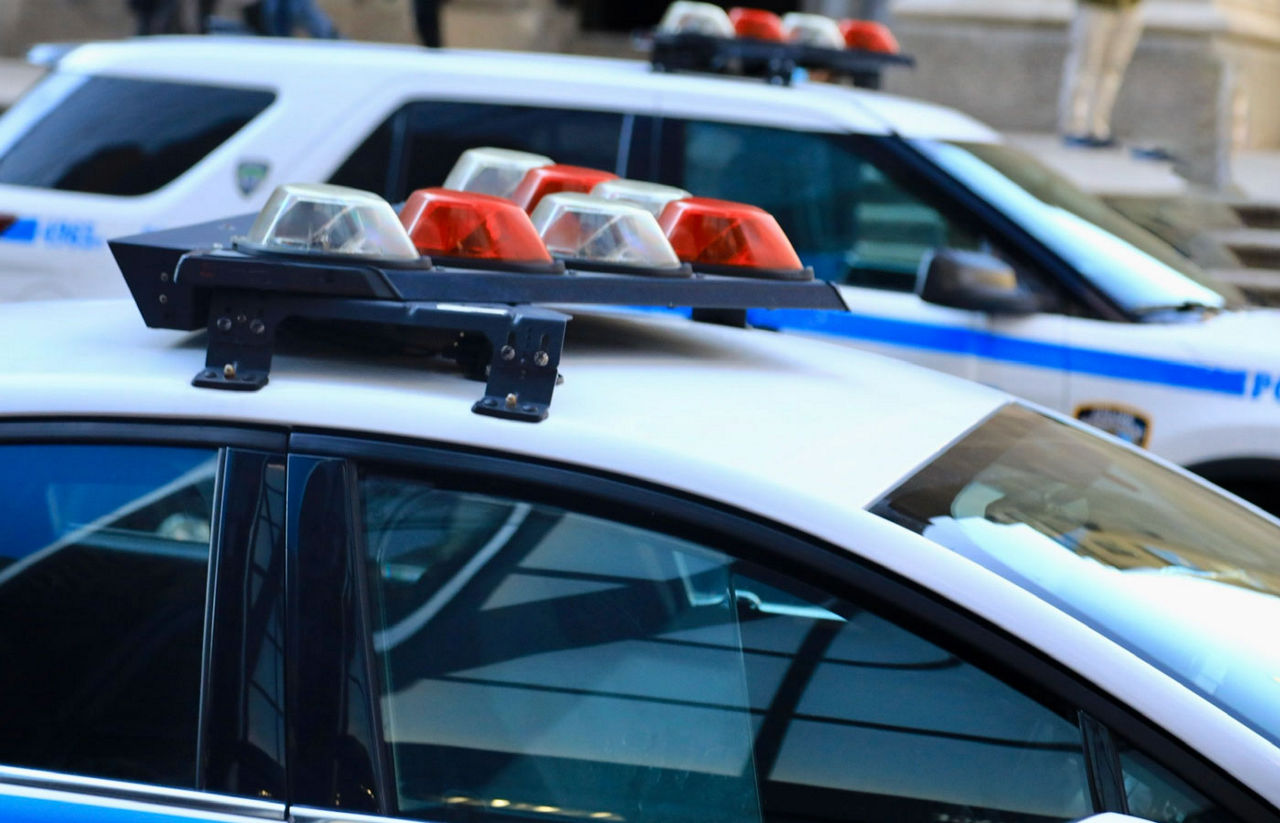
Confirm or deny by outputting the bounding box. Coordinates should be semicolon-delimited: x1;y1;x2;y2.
872;403;1280;746
912;140;1232;314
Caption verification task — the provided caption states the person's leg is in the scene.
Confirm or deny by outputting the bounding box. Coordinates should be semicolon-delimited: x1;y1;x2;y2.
413;0;441;47
258;0;291;34
1059;3;1117;140
296;0;339;37
1089;3;1144;142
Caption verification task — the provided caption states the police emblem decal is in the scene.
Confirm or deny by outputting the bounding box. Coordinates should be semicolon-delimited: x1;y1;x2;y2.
1074;404;1152;448
236;160;270;197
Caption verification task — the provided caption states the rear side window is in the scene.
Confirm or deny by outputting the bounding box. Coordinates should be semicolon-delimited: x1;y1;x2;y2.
331;101;626;202
0;76;273;195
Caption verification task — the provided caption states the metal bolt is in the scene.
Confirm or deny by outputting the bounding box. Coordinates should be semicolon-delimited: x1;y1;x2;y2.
249;318;265;335
203;369;216;379
533;351;549;367
223;363;237;379
160;271;170;282
158;294;169;305
216;316;233;332
500;345;516;361
482;398;497;408
522;404;537;413
235;313;248;324
505;393;518;409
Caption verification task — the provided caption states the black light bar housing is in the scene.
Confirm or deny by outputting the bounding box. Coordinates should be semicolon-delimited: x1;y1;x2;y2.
644;31;914;88
110;215;847;422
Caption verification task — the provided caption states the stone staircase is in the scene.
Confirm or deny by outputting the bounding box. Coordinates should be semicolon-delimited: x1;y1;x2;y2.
1206;205;1280;306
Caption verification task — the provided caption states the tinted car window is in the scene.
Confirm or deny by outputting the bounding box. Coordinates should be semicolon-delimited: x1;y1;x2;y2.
358;473;1093;823
331;102;626;202
0;443;217;786
0;76;273;195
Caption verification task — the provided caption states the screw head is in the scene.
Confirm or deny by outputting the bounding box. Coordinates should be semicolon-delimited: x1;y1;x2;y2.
481;398;497;408
235;313;248;324
216;316;233;332
500;345;516;361
505;393;518;408
160;271;170;282
249;318;265;335
158;294;169;305
223;363;237;379
533;351;549;367
522;404;537;413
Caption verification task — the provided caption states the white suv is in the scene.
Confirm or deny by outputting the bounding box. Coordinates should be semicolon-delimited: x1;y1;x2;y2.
0;36;1277;508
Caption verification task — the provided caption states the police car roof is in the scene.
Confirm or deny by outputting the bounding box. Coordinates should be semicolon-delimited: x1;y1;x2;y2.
54;37;999;143
0;298;1004;517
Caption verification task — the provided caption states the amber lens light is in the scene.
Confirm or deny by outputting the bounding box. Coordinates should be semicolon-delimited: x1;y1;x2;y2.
400;187;553;263
659;197;803;273
728;7;786;41
839;19;900;54
510;164;619;213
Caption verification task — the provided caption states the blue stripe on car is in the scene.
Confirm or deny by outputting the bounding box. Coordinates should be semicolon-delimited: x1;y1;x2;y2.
0;218;37;243
747;309;1250;397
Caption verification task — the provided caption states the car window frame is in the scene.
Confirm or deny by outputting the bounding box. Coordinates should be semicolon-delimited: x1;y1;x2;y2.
284;429;1279;823
0;418;288;819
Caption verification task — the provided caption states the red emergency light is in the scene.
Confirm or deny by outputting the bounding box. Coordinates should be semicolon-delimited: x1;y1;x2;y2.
400;187;554;267
728;8;787;42
510;165;619;213
658;197;805;277
839;19;900;54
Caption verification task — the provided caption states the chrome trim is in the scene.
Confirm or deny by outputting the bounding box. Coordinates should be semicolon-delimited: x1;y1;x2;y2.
0;765;285;819
291;806;407;823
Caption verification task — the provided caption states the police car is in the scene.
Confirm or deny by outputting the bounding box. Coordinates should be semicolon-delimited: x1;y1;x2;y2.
0;6;1276;507
2;181;1279;823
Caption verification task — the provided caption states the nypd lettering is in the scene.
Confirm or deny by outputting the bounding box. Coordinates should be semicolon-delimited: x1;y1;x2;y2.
1250;372;1280;402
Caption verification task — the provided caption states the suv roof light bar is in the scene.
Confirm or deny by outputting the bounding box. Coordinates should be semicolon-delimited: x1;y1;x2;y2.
110;214;844;423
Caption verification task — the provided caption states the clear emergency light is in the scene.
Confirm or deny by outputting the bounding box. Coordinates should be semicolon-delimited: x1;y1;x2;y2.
443;147;554;199
239;183;419;262
782;13;844;49
659;197;806;279
510;164;619;213
728;8;786;42
590;179;691;218
840;19;900;54
530;193;686;274
656;1;734;37
399;187;557;270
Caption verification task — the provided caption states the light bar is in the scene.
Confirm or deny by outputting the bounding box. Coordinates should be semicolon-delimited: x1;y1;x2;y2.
729;7;786;42
443;147;554;199
840;19;900;54
782;13;844;49
659;197;806;279
590;179;691;218
530;193;685;274
239;183;419;262
399;187;556;270
656;1;735;37
510;164;619;213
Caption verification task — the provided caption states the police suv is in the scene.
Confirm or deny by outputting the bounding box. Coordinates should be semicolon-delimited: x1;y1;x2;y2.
0;7;1276;506
1;181;1279;823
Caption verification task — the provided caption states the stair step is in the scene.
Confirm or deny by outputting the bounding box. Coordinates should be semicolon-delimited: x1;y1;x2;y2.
1208;267;1280;307
1230;202;1280;230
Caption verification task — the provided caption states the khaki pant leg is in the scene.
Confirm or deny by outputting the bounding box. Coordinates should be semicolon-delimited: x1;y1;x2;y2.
1089;3;1144;140
1058;3;1120;138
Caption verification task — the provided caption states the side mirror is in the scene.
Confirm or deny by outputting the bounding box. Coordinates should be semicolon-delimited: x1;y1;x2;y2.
917;249;1040;315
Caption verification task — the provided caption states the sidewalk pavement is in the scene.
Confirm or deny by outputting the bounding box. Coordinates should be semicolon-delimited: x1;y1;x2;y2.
0;57;43;110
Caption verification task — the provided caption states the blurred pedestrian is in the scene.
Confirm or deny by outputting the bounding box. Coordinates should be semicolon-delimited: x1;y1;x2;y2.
413;0;442;47
129;0;205;33
1058;0;1146;147
260;0;339;37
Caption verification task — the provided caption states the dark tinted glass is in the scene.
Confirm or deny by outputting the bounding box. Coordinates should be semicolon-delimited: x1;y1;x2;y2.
1117;743;1237;823
332;102;625;202
0;76;273;195
359;473;1092;823
0;444;216;785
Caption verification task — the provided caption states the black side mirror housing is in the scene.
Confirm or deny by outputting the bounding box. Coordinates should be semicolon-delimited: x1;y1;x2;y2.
917;249;1040;315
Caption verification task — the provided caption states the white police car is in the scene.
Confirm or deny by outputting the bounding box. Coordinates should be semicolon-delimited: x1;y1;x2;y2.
0;11;1276;507
0;180;1278;823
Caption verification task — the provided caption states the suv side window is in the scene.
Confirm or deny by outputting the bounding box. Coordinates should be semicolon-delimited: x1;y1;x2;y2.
356;471;1095;823
0;76;274;196
0;443;217;786
330;102;628;203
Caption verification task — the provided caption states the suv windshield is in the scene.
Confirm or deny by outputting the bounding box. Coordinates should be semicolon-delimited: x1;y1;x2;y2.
912;140;1235;314
873;403;1280;746
0;74;274;196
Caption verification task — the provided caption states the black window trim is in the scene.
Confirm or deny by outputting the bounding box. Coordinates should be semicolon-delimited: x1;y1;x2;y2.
288;428;1280;823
